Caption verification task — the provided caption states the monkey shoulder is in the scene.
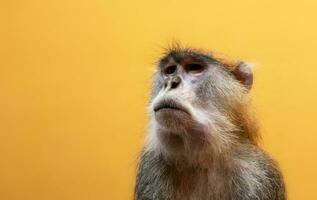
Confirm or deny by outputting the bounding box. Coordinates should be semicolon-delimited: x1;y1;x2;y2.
230;145;286;200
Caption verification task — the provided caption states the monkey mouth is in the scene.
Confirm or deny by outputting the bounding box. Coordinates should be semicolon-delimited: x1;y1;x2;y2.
154;99;189;115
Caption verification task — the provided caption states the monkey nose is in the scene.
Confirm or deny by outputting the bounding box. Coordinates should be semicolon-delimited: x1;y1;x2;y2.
171;76;181;89
164;76;181;90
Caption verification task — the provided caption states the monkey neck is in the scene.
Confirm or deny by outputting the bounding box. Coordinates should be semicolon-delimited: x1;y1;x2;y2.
156;142;234;171
148;147;234;198
144;140;259;198
151;119;258;169
154;133;258;170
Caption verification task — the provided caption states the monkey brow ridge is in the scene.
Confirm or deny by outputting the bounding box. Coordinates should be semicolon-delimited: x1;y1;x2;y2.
159;47;241;71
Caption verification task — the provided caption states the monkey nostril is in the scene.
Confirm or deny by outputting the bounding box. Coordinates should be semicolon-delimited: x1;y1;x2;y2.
170;76;181;89
171;81;179;89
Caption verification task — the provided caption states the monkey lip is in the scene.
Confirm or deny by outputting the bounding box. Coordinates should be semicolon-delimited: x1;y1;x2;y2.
154;99;189;115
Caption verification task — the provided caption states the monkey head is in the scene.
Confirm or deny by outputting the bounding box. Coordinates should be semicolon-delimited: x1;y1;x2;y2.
147;47;257;163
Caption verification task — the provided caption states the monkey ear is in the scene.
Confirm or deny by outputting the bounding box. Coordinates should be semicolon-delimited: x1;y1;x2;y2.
232;62;253;90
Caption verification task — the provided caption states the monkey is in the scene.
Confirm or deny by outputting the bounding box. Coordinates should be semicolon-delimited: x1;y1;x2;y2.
134;44;286;200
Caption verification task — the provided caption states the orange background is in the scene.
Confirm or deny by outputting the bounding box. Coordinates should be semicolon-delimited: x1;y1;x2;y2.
1;0;317;199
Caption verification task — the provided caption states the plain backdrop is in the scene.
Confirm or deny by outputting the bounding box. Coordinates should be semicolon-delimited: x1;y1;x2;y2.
1;0;317;199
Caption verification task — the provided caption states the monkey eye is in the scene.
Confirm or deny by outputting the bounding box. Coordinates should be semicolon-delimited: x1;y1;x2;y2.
185;63;205;74
164;65;177;75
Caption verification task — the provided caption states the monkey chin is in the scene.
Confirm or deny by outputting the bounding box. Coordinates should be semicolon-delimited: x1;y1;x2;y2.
154;108;194;132
153;109;209;158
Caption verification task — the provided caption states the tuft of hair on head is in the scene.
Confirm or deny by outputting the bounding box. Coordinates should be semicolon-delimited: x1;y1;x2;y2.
161;41;212;59
161;42;241;67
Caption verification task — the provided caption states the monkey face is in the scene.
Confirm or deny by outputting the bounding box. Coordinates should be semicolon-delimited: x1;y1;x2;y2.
150;56;211;132
148;48;253;156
